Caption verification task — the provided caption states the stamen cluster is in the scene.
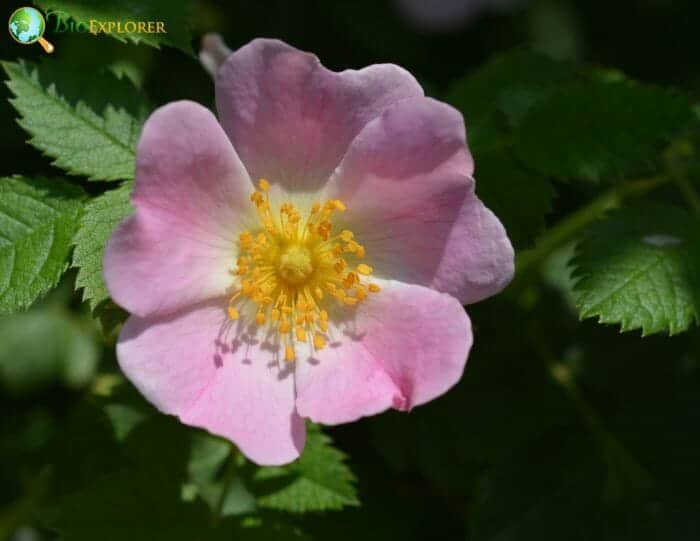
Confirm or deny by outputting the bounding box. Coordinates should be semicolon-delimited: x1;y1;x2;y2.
227;179;380;362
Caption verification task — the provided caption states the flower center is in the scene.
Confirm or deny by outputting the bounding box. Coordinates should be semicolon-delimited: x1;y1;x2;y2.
227;178;381;362
278;244;313;284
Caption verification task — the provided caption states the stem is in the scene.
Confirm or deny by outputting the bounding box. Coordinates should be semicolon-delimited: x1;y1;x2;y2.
529;326;651;497
211;445;239;528
547;360;652;493
548;362;616;446
512;175;669;284
673;174;700;215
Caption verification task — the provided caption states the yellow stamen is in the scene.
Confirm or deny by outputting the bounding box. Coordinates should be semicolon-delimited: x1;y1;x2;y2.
285;346;296;362
229;185;379;361
357;263;373;276
313;334;327;350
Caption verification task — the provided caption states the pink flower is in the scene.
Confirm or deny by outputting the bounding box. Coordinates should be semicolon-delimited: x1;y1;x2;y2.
104;38;514;465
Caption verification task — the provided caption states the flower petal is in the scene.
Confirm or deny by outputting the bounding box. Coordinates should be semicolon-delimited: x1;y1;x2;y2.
326;97;514;304
294;281;472;425
117;302;305;466
215;38;423;192
104;100;254;318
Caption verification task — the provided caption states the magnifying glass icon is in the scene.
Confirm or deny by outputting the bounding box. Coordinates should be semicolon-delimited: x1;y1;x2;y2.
8;7;55;53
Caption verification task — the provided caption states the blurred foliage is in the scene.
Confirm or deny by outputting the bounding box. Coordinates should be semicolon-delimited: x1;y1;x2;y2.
0;0;699;540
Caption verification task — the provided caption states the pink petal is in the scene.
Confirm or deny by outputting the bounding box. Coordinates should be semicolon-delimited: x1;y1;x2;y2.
104;101;254;318
118;302;305;466
294;281;472;425
215;38;423;192
326;97;514;304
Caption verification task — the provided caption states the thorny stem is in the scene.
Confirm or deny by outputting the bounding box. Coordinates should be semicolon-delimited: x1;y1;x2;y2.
512;174;670;286
211;445;239;528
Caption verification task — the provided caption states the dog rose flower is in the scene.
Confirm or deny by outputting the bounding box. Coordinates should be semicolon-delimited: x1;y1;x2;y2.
104;38;514;465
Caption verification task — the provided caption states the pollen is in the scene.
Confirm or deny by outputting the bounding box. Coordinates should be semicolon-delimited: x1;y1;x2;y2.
227;179;380;362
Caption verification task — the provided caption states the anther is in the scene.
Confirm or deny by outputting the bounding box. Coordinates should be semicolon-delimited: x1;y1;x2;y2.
313;334;326;349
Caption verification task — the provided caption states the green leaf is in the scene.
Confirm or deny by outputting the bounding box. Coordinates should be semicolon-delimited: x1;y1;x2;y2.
35;0;194;54
475;149;555;248
187;436;257;517
0;176;84;314
3;59;145;181
515;80;694;182
253;424;359;512
572;204;700;335
72;182;133;311
446;50;575;151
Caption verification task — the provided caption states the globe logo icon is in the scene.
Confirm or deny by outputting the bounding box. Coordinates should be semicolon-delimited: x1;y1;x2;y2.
8;6;54;53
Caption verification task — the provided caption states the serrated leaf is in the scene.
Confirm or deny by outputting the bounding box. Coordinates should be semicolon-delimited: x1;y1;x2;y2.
572;204;700;335
34;0;194;54
72;182;133;311
3;59;144;181
515;81;694;182
446;50;574;151
253;425;359;512
475;149;555;248
0;176;84;314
